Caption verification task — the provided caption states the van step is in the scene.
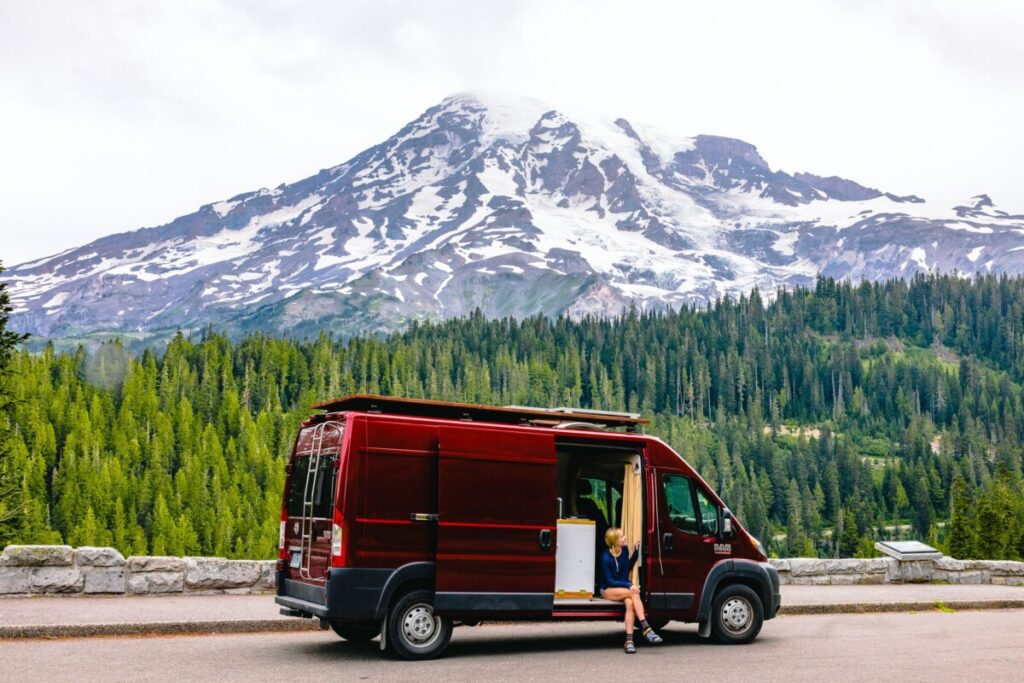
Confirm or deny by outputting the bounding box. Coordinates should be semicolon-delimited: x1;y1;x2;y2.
553;598;624;608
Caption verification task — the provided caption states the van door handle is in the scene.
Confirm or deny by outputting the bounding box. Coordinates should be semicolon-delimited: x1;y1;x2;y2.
662;532;674;552
410;513;439;523
539;528;552;550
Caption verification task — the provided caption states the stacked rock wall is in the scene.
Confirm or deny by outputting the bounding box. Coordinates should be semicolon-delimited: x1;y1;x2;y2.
0;545;275;597
4;545;1023;596
769;557;1024;585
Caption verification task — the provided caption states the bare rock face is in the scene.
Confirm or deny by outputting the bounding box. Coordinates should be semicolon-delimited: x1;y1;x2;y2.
127;571;184;594
896;560;933;583
0;567;33;594
75;547;127;567
787;559;830;576
256;561;277;591
933;557;968;572
826;574;861;585
83;567;127;594
30;567;84;593
127;556;187;573
945;570;987;584
184;557;262;590
0;545;74;566
818;559;866;574
968;560;1024;576
855;573;885;585
790;574;831;585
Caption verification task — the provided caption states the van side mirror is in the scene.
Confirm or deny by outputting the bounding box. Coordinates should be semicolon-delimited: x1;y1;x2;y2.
720;509;735;539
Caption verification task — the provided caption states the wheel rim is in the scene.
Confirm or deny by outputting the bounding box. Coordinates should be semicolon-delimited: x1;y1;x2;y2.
721;596;753;634
401;603;441;649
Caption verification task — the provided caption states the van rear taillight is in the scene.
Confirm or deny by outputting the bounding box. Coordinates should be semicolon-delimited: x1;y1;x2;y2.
279;521;286;551
331;510;345;567
331;523;342;557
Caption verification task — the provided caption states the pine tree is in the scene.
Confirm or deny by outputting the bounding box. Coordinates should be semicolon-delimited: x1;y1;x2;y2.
838;509;860;558
946;475;974;559
0;261;29;543
6;273;1024;558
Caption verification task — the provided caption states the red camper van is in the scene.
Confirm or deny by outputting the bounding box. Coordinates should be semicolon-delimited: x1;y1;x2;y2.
275;395;780;660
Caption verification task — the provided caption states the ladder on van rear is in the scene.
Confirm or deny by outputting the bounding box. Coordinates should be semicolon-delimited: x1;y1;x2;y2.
297;421;341;580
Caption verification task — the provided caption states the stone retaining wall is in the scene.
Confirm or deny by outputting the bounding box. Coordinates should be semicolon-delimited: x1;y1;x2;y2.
4;544;1024;596
769;557;1024;586
0;545;275;597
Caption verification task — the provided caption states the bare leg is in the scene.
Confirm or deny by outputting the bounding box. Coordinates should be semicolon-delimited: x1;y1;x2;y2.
630;591;646;621
602;588;638;637
630;589;663;644
602;587;633;601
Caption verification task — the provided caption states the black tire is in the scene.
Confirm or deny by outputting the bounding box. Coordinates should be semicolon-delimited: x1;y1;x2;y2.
386;589;453;660
710;584;764;644
330;622;379;642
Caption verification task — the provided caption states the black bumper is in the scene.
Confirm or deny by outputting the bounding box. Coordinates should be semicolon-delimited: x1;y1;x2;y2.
765;564;782;619
276;576;330;618
276;564;432;624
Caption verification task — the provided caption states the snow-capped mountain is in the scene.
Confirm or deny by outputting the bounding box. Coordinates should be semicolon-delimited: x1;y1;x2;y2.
7;92;1024;341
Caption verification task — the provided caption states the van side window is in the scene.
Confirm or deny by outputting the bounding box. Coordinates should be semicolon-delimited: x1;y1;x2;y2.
663;474;699;534
695;487;719;536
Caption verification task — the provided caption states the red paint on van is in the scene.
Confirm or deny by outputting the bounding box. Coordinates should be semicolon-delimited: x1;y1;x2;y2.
276;395;779;660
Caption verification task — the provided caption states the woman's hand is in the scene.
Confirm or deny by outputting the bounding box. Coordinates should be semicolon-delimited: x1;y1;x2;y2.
633;542;641;553
630;583;640;593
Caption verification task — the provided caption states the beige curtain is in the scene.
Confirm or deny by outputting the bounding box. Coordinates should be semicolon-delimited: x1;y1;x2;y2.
622;463;643;584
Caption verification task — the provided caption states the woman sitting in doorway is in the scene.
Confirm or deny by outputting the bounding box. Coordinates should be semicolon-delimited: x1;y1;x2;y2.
598;527;663;653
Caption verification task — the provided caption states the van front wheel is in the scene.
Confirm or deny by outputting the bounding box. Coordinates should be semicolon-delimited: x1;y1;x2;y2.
710;584;763;644
386;589;453;660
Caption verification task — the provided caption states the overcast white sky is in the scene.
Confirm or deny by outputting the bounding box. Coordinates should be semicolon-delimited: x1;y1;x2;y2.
1;0;1022;266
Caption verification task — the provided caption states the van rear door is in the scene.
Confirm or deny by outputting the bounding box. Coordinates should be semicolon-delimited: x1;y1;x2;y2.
282;421;344;582
434;425;557;615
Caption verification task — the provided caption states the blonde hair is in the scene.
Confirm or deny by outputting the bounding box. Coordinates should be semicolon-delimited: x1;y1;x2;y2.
605;527;624;550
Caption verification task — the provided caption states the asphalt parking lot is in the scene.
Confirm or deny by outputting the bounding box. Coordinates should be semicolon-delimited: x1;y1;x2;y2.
4;609;1024;682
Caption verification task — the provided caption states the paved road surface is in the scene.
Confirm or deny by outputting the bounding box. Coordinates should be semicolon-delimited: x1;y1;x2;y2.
4;609;1023;682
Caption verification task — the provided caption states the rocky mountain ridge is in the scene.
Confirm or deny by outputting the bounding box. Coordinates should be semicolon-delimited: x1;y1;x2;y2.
7;91;1024;340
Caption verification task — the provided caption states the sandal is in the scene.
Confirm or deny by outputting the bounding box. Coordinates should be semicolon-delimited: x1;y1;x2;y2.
642;627;663;644
624;640;636;654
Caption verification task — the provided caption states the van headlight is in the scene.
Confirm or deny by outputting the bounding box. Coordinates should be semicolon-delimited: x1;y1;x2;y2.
752;536;766;557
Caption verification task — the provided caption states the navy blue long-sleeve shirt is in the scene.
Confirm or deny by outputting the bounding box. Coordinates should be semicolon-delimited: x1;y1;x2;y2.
599;547;638;591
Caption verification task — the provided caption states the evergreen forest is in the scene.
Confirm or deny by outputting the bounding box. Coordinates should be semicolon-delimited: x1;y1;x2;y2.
3;272;1024;560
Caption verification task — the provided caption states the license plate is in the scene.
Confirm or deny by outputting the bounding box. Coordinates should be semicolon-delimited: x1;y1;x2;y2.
289;551;302;569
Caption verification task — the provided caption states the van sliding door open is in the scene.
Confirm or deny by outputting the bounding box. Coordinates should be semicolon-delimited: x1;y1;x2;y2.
434;425;557;615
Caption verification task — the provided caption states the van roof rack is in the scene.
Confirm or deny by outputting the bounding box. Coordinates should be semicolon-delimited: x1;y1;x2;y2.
313;394;649;432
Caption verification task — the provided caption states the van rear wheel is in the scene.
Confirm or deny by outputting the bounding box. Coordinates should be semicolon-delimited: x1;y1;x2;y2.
330;622;378;642
386;589;453;660
710;584;763;644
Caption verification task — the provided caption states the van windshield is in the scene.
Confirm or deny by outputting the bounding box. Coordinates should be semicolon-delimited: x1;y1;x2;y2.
286;452;338;518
